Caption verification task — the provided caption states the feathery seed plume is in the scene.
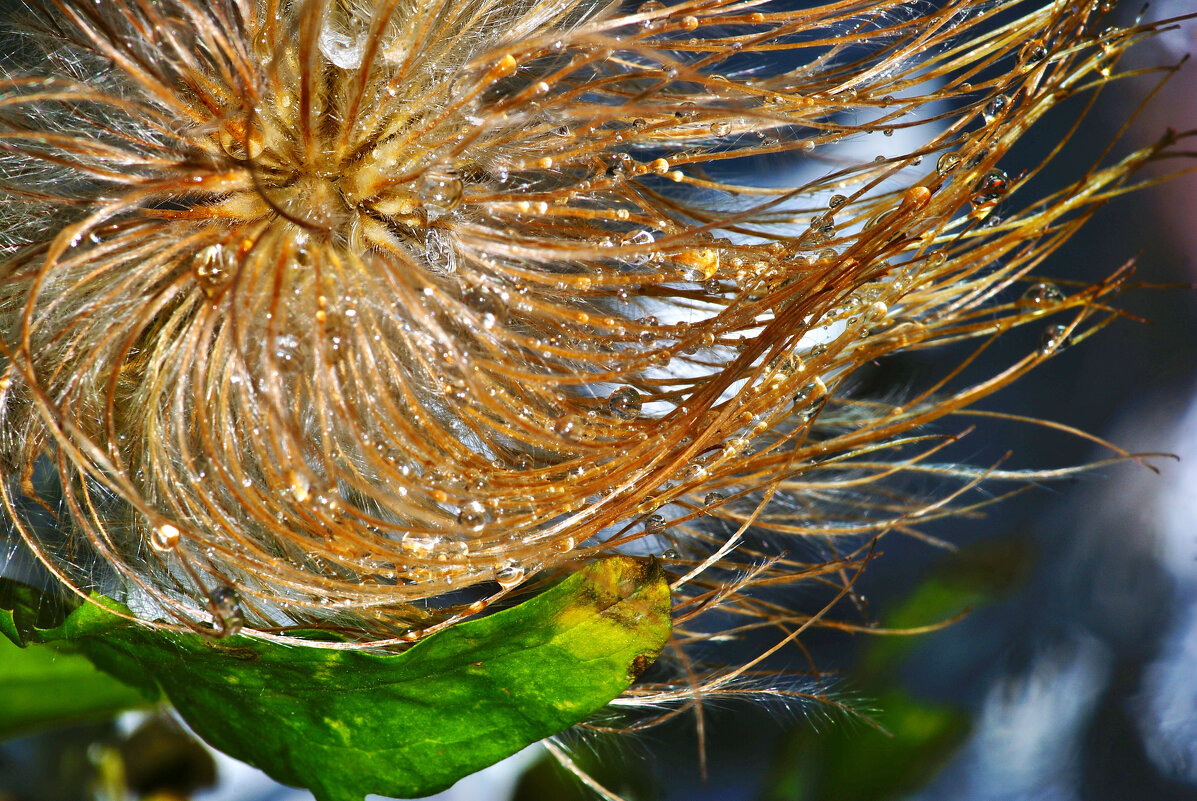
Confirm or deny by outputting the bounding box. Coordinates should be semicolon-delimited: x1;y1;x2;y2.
0;0;1183;715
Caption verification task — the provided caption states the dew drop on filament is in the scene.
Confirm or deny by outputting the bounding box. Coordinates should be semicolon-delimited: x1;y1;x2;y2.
495;559;525;589
418;168;464;216
209;586;244;637
193;244;235;295
970;168;1010;207
424;229;457;273
936;152;961;176
1039;324;1072;354
150;523;181;553
793;377;828;420
317;19;366;69
608;387;643;420
983;94;1009;124
1020;281;1064;307
457;501;490;531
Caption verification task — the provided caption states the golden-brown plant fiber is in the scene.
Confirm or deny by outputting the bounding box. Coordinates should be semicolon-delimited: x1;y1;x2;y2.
0;0;1186;700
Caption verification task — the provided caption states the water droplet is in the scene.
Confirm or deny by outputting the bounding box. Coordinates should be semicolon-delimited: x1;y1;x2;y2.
193;244;236;295
318;17;366;69
463;285;508;323
644;514;667;534
1039;324;1072;354
638;0;665;11
828;194;848;209
608;387;642;420
709;121;732;136
622;229;656;265
418;168;463;215
150;523;181;552
1020;40;1048;67
495;559;525;588
457;500;490;531
936;152;961;176
661;548;681;559
1096;52;1115;78
983;94;1009;124
1020;282;1064;307
970;168;1010;207
793;377;828;420
704;491;725;509
675;247;719;281
703;278;722;295
209;586;244;637
424;229;458;272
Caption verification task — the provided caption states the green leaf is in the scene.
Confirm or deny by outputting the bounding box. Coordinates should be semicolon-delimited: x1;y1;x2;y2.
0;578;77;647
27;556;671;801
0;634;156;739
0;580;156;738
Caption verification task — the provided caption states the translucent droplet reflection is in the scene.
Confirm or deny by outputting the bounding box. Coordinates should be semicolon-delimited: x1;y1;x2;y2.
418;168;464;216
150;523;180;553
608;387;642;420
457;501;490;531
1020;281;1064;307
495;559;525;589
209;586;244;637
1039;323;1072;354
